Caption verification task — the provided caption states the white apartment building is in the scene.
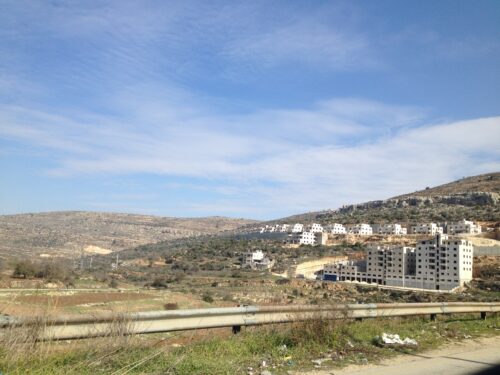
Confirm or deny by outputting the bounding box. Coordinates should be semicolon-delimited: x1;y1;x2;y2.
447;219;481;235
411;223;444;235
373;223;407;235
346;224;373;235
327;223;347;234
410;234;474;290
289;231;316;245
291;223;304;233
323;234;473;291
323;260;365;282
309;223;324;233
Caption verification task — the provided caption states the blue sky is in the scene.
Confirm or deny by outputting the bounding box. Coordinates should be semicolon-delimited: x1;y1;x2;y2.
1;0;499;220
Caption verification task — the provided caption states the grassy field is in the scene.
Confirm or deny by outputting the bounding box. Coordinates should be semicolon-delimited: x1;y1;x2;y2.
0;313;498;374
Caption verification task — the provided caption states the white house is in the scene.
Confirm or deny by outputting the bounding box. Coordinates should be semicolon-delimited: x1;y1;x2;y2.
309;223;324;233
373;223;407;235
279;224;290;232
291;223;304;233
327;223;347;234
346;224;373;235
244;250;274;270
447;220;481;235
289;231;316;245
411;223;444;235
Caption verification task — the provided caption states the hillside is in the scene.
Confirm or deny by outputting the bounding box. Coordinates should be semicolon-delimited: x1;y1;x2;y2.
396;172;500;197
325;172;500;225
239;172;500;229
0;211;257;260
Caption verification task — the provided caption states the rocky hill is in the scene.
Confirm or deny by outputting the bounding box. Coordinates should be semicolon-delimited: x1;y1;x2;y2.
0;211;257;260
240;172;500;229
328;172;499;225
395;173;500;197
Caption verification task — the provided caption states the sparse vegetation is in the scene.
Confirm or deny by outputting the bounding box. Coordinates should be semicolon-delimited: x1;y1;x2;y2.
0;314;497;374
12;260;74;284
0;172;498;373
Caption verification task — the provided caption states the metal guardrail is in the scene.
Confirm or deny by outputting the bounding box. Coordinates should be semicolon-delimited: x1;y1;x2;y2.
1;302;498;340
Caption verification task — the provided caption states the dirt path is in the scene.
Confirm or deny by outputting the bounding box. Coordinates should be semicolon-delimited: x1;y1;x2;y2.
296;335;500;375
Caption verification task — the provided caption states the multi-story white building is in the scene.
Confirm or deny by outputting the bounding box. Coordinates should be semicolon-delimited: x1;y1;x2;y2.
345;224;373;235
327;223;347;234
411;223;444;235
447;220;481;235
411;234;474;290
323;260;365;282
291;223;304;233
373;223;407;235
323;234;473;291
289;231;316;245
309;223;324;233
288;231;328;245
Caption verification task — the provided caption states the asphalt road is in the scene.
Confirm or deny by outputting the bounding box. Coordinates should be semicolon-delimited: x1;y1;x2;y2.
300;335;500;375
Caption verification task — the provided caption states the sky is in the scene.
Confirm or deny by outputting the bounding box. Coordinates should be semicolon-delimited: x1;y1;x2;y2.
0;0;499;220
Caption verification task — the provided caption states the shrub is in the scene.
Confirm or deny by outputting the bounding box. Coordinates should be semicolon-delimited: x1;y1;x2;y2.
151;277;168;289
12;260;72;282
202;293;214;303
12;261;36;279
109;279;119;288
35;262;68;282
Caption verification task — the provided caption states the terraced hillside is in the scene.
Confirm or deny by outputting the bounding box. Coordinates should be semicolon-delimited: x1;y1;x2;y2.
0;211;257;260
327;172;499;225
239;172;500;229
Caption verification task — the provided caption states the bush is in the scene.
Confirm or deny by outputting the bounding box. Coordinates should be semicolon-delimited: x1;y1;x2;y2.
109;279;119;288
202;293;214;303
12;261;37;279
151;277;169;289
164;303;179;310
12;260;72;282
35;262;68;282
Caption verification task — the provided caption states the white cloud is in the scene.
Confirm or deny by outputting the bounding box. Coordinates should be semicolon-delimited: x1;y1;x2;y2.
0;90;498;218
1;1;499;218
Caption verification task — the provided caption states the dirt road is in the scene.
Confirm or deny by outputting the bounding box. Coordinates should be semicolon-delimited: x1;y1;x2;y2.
298;335;500;375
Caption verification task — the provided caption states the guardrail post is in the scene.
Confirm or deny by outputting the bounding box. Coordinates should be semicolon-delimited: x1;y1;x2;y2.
481;312;487;320
430;313;437;321
232;325;241;334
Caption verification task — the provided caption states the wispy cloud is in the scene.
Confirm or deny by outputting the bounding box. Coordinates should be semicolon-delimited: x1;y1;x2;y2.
1;1;499;218
1;87;499;218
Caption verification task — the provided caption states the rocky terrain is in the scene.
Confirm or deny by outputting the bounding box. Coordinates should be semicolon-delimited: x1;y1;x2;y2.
323;173;499;225
240;172;500;229
0;211;257;260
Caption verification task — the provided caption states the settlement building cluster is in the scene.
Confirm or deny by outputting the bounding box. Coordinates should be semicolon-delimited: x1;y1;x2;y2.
258;219;481;245
323;234;473;291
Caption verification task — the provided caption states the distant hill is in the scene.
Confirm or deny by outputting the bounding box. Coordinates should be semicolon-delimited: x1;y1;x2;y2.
240;172;500;229
0;211;257;260
395;172;500;198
